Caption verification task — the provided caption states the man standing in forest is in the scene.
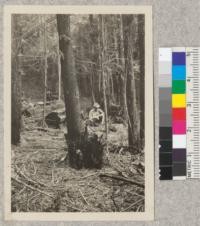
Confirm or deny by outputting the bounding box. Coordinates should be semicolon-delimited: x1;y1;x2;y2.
89;102;105;126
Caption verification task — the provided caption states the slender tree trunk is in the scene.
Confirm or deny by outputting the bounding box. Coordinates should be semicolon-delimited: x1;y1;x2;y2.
99;15;108;153
110;75;115;103
138;15;145;147
119;15;127;119
113;24;119;104
57;15;82;167
57;36;61;101
42;16;47;127
122;15;140;149
97;18;103;105
89;15;96;104
11;15;22;145
132;15;141;145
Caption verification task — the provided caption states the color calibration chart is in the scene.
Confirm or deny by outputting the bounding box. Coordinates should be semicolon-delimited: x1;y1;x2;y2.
159;47;200;180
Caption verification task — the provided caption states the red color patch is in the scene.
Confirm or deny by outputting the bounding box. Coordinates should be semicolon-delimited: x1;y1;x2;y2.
172;108;186;121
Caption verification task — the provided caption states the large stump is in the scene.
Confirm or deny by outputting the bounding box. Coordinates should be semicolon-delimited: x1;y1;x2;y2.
65;127;104;169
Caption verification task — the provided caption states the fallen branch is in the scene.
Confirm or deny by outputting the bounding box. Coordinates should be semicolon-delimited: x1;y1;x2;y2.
65;203;83;212
11;177;54;199
81;172;99;179
15;164;46;188
122;198;144;212
99;173;144;188
36;127;49;132
127;191;144;198
79;189;90;206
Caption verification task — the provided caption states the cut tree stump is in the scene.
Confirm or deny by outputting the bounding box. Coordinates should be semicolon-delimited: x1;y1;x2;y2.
65;127;104;169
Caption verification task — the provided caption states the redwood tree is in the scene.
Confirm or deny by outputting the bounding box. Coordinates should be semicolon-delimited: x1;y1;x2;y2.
56;15;103;169
57;15;82;167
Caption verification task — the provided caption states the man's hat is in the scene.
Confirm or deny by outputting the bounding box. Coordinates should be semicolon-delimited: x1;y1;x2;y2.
93;102;100;108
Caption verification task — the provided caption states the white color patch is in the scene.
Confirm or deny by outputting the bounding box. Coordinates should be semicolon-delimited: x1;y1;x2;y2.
173;135;186;148
159;48;172;62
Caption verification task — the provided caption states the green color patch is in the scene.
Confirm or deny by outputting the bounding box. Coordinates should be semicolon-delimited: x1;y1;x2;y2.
172;80;186;94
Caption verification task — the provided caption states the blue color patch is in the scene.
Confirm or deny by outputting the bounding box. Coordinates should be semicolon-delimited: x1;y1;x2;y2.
172;65;186;80
172;52;186;65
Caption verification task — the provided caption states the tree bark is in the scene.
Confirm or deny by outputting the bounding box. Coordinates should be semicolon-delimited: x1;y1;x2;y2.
118;15;127;120
138;15;145;147
57;35;61;101
57;15;103;169
11;15;22;145
89;15;96;103
42;15;48;127
99;15;108;153
57;15;82;167
122;15;140;149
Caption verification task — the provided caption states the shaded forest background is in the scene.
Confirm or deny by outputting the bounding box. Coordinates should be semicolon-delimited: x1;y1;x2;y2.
12;14;144;145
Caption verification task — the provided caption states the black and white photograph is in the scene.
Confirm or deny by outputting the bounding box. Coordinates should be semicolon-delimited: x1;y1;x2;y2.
4;6;154;221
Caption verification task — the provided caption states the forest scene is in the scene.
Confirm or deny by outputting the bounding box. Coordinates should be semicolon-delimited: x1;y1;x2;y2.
11;13;145;212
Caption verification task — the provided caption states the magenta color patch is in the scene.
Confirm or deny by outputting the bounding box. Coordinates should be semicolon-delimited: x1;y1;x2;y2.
173;120;186;134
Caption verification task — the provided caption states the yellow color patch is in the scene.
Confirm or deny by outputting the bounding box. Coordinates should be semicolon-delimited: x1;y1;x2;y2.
172;94;186;108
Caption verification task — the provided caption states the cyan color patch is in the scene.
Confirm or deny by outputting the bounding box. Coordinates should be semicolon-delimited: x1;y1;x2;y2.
172;65;186;80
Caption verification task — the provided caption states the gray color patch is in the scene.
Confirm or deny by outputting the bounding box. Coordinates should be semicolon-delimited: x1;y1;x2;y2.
159;87;171;100
173;162;186;176
159;113;172;126
159;99;172;114
159;62;171;74
159;74;171;87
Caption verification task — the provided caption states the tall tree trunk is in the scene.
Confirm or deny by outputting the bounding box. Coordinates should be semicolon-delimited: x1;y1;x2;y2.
113;21;119;104
138;15;145;147
11;15;22;145
42;16;47;127
118;15;127;119
99;15;109;153
57;35;61;101
57;15;82;167
122;15;140;149
89;15;96;104
57;15;103;169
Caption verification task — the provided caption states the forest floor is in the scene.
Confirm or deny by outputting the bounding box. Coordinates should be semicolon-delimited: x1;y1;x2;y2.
11;100;145;212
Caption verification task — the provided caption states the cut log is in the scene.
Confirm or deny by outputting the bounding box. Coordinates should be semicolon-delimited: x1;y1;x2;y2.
45;109;66;129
